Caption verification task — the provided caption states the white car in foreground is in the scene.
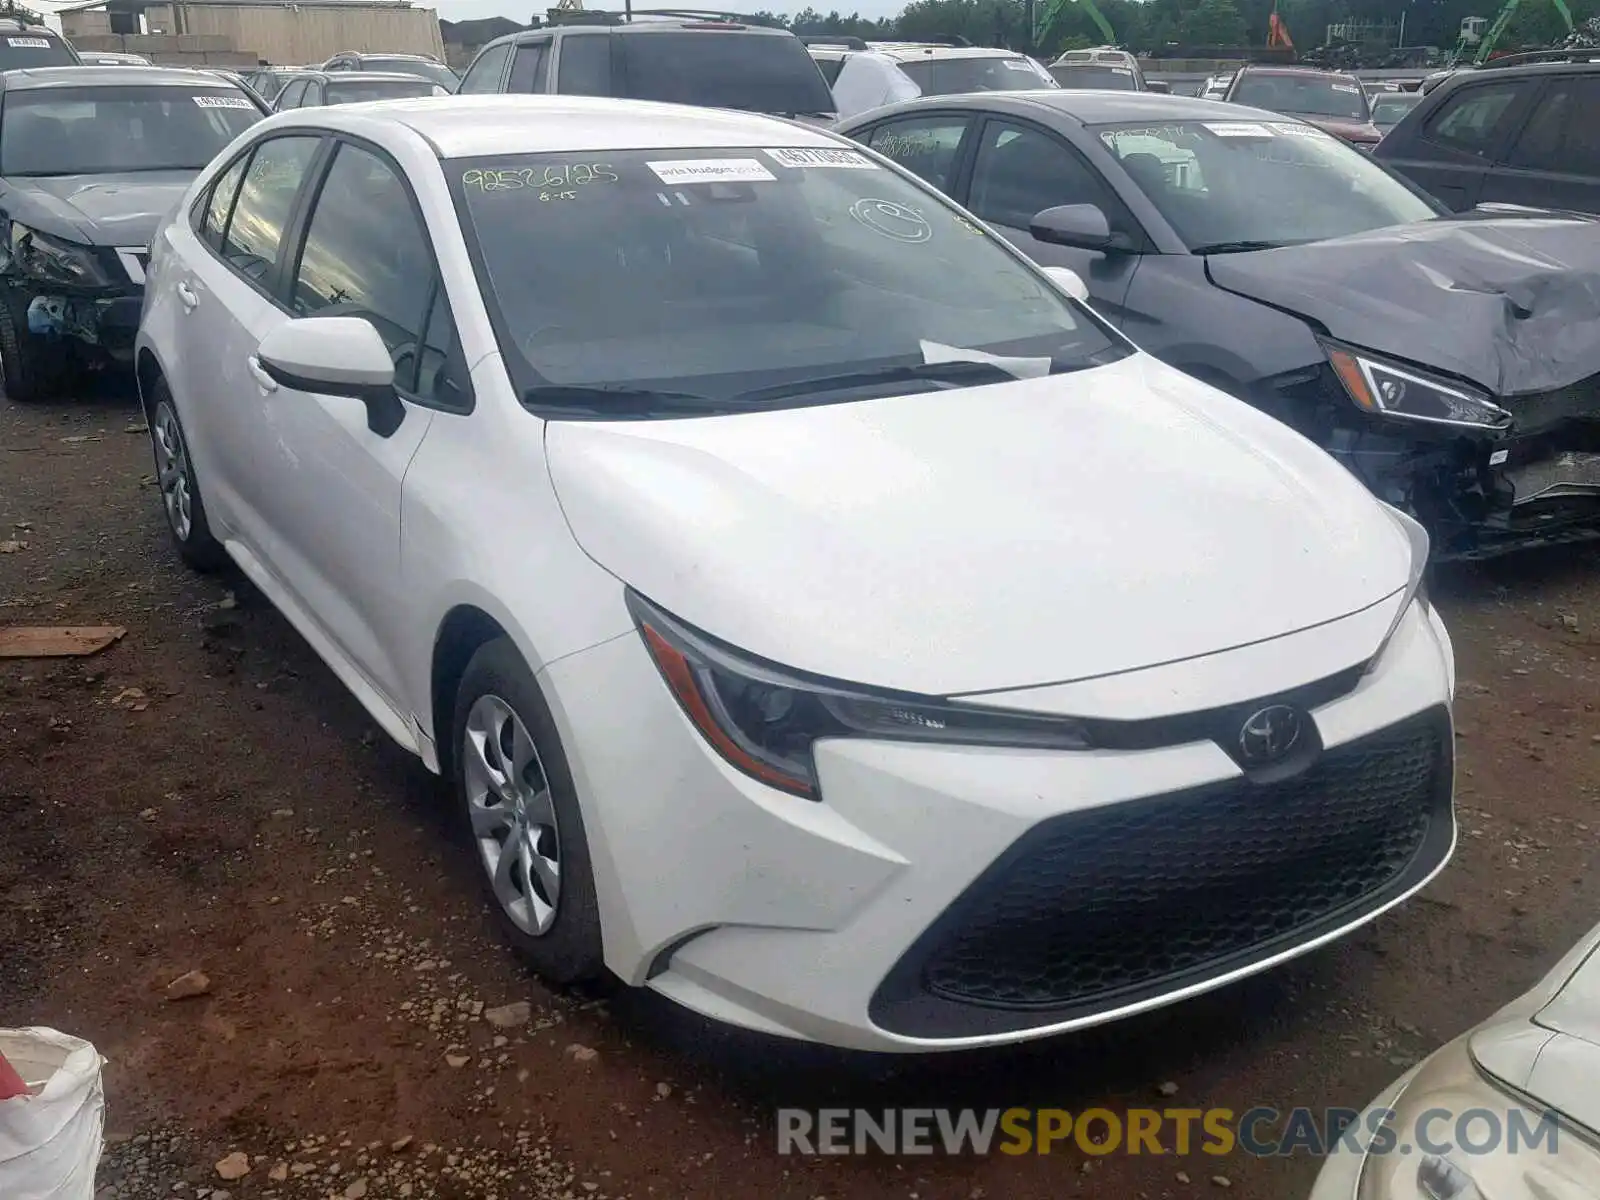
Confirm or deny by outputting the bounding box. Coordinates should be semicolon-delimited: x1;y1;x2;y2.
135;95;1456;1052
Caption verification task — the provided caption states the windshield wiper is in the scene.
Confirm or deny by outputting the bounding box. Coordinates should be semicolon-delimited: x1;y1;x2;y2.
731;359;1022;406
1191;240;1287;255
521;384;722;419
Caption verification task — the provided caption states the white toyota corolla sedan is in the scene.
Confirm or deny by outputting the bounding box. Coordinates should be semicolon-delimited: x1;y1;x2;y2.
135;95;1457;1052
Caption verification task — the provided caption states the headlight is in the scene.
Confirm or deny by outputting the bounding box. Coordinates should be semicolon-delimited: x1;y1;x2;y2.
628;591;1092;799
1365;503;1431;675
2;223;112;288
1323;341;1510;430
1417;1153;1487;1200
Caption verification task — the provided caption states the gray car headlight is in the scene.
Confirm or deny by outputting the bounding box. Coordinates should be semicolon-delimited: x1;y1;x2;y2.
628;590;1093;799
1364;504;1431;675
1;223;113;289
1323;341;1510;431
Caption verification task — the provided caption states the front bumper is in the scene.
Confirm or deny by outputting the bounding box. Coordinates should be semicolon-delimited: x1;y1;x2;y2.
1278;366;1600;560
541;595;1456;1052
5;245;148;364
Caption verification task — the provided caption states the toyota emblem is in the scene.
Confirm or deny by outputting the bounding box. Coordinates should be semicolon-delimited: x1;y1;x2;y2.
1238;705;1303;765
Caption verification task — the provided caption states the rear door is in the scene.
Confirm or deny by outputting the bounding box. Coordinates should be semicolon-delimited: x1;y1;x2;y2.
959;116;1142;320
1484;74;1600;215
1381;76;1540;210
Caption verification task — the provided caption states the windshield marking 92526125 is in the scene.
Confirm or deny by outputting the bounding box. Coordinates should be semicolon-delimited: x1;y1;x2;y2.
450;146;1130;420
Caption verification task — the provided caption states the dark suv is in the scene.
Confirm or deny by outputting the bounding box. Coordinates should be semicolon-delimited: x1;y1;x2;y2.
0;17;80;69
1373;51;1600;215
456;15;836;122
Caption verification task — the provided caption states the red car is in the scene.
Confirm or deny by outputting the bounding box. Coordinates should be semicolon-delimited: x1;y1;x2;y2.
1224;66;1382;148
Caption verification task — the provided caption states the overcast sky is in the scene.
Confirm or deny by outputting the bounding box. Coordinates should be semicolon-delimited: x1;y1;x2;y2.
433;0;907;23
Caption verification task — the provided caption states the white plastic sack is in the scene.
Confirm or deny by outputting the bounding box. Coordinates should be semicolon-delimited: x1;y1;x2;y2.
831;52;922;120
0;1028;105;1200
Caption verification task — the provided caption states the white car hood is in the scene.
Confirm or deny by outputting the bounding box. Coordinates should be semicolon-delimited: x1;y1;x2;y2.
546;354;1412;696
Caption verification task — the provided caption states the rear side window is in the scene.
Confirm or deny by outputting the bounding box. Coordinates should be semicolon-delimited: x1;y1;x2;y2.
1506;77;1600;177
863;115;969;190
0;33;77;69
277;79;308;109
615;32;834;115
508;42;550;92
1424;81;1526;154
814;56;843;85
220;135;320;286
556;34;611;95
198;154;249;251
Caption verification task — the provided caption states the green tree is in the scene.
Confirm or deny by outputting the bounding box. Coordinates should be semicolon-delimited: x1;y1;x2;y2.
1179;0;1249;45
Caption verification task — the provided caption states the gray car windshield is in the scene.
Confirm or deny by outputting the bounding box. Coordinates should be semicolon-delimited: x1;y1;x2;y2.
1371;93;1421;126
0;86;261;176
1051;64;1137;90
897;56;1057;94
1096;119;1439;252
452;146;1127;413
362;57;459;88
1230;73;1370;120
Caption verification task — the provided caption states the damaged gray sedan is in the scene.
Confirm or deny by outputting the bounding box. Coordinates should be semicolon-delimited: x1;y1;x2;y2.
840;91;1600;560
0;66;266;400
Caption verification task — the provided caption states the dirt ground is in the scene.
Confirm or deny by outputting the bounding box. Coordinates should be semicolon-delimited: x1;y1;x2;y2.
2;381;1597;1200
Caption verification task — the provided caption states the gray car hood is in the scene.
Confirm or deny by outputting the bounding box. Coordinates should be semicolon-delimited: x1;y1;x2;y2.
5;171;194;247
1205;211;1600;396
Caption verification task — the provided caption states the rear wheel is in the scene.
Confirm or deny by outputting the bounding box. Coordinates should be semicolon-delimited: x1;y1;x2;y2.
147;379;226;572
453;637;604;985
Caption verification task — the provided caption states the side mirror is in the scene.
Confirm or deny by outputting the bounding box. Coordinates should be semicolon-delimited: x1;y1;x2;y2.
1146;79;1170;93
255;316;406;437
1042;265;1088;301
1029;203;1128;252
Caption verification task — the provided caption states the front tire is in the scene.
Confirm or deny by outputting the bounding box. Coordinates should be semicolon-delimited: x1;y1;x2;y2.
147;379;226;572
0;291;66;403
453;637;604;985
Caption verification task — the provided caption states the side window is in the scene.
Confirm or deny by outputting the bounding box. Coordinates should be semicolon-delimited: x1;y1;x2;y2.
1423;82;1527;156
197;153;249;251
305;82;324;107
815;57;843;85
507;42;550;93
220;135;320;286
1506;78;1600;176
556;34;611;95
290;142;468;408
458;42;511;94
863;115;969;191
276;79;306;109
969;119;1114;230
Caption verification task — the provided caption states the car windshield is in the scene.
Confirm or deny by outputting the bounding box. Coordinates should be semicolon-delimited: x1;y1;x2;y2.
0;34;76;68
1231;73;1370;120
0;86;262;176
326;78;444;103
1096;119;1439;252
616;33;836;115
362;57;459;88
897;55;1057;94
1051;64;1137;90
451;146;1127;413
1371;93;1421;126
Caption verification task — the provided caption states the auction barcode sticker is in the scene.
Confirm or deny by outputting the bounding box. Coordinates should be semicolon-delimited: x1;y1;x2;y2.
194;95;257;109
647;158;775;185
1270;122;1333;137
7;37;50;47
765;147;877;169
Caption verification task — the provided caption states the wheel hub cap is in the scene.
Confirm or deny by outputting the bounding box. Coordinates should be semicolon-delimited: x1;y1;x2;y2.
152;403;192;542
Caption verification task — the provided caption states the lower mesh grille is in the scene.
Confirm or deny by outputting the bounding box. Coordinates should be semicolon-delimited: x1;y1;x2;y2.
872;709;1451;1036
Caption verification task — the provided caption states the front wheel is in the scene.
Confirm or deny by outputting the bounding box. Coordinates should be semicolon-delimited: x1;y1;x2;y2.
453;637;604;985
0;292;67;403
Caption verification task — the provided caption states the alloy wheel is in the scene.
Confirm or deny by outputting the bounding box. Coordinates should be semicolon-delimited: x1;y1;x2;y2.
462;694;562;936
152;402;193;542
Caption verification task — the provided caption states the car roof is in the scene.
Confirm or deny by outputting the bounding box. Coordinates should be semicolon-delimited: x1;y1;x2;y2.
838;89;1283;128
491;19;799;48
263;93;844;158
0;65;251;91
1233;65;1350;80
336;51;441;61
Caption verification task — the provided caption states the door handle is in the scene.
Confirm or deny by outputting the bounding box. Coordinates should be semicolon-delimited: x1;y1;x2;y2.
246;356;279;394
175;281;199;311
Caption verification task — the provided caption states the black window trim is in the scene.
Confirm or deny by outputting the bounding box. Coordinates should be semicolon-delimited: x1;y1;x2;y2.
508;35;553;93
281;131;476;414
188;132;329;308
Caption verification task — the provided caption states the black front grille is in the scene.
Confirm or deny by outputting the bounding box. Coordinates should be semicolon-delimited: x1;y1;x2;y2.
870;708;1453;1038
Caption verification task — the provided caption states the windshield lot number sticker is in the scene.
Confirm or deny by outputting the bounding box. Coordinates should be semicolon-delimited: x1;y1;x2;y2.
648;158;775;185
7;36;49;46
1203;122;1274;138
766;147;877;170
1269;122;1332;137
193;95;257;109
